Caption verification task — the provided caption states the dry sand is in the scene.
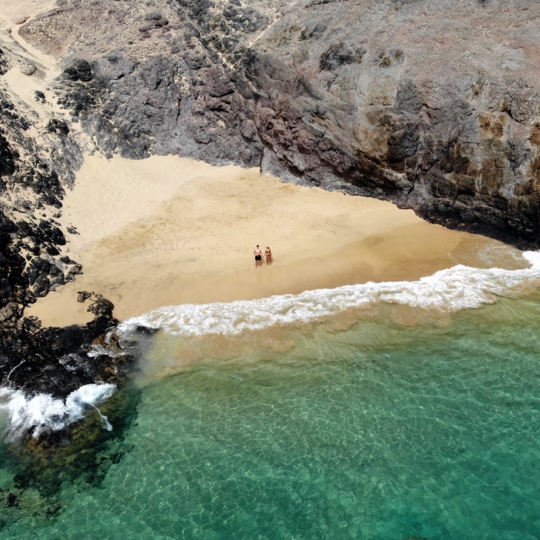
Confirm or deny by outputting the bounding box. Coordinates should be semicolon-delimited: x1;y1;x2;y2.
0;0;54;28
25;154;520;327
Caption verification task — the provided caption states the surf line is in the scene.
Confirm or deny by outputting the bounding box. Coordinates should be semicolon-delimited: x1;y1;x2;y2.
0;383;116;440
119;252;540;338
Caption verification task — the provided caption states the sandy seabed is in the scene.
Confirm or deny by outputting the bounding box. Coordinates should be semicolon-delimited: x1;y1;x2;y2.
25;154;516;327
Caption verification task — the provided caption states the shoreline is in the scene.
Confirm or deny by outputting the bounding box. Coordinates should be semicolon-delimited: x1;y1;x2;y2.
26;154;528;327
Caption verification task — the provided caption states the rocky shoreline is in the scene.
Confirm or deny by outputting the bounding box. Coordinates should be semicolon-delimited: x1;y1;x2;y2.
1;0;540;441
0;46;132;399
0;45;136;492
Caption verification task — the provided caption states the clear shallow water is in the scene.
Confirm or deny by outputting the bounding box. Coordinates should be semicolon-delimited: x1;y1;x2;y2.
4;293;540;539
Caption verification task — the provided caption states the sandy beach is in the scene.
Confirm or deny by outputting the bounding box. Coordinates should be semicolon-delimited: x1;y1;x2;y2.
0;0;527;329
24;153;522;327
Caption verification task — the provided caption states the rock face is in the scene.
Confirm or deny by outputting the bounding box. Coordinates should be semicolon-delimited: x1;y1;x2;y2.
0;45;130;402
17;0;540;248
243;0;540;248
19;0;265;165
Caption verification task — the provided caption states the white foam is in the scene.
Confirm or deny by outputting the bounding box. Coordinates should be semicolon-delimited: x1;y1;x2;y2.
119;251;540;338
0;383;116;440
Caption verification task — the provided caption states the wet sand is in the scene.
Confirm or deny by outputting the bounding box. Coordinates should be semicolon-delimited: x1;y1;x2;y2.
25;154;521;326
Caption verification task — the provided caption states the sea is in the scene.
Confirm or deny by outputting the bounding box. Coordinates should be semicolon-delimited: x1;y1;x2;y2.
1;241;540;539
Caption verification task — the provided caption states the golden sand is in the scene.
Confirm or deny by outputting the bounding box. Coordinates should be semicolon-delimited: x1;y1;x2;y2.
24;154;520;326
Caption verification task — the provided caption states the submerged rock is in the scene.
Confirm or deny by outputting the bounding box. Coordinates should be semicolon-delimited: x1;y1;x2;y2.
0;383;141;529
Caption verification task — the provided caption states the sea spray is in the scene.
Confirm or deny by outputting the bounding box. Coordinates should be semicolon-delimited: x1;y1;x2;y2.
119;251;540;338
0;383;116;440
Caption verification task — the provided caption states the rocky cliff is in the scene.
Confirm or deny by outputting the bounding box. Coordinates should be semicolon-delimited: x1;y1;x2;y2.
0;42;132;400
243;0;540;248
16;0;540;249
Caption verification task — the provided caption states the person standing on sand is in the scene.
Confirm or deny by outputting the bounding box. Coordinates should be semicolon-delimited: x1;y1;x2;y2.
254;245;263;267
265;246;273;265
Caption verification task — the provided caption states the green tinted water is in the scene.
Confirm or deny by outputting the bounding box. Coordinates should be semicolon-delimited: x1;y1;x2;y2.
4;297;540;539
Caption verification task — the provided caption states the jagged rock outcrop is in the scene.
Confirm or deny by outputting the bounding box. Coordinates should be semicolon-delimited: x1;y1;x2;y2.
0;293;135;399
0;43;131;402
18;0;265;164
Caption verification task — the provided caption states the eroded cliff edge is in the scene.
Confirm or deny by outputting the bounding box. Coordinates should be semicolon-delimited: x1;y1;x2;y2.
16;0;540;248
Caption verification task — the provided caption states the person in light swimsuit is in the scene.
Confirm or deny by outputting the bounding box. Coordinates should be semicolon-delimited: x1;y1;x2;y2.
265;246;273;265
254;245;263;267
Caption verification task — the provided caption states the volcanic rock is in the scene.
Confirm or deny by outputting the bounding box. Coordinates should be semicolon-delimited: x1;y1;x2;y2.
13;0;540;248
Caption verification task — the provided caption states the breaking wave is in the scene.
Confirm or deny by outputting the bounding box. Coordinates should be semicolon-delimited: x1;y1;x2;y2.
7;253;539;440
0;383;116;441
119;252;540;338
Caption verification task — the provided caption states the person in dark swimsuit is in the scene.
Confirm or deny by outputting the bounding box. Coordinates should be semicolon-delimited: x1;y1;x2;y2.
254;245;262;267
265;246;273;265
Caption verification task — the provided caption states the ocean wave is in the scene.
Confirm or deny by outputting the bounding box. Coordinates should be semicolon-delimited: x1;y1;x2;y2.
119;251;540;338
0;383;116;440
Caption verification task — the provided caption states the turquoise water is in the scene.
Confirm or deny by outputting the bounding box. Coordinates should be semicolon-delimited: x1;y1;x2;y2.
3;295;540;539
